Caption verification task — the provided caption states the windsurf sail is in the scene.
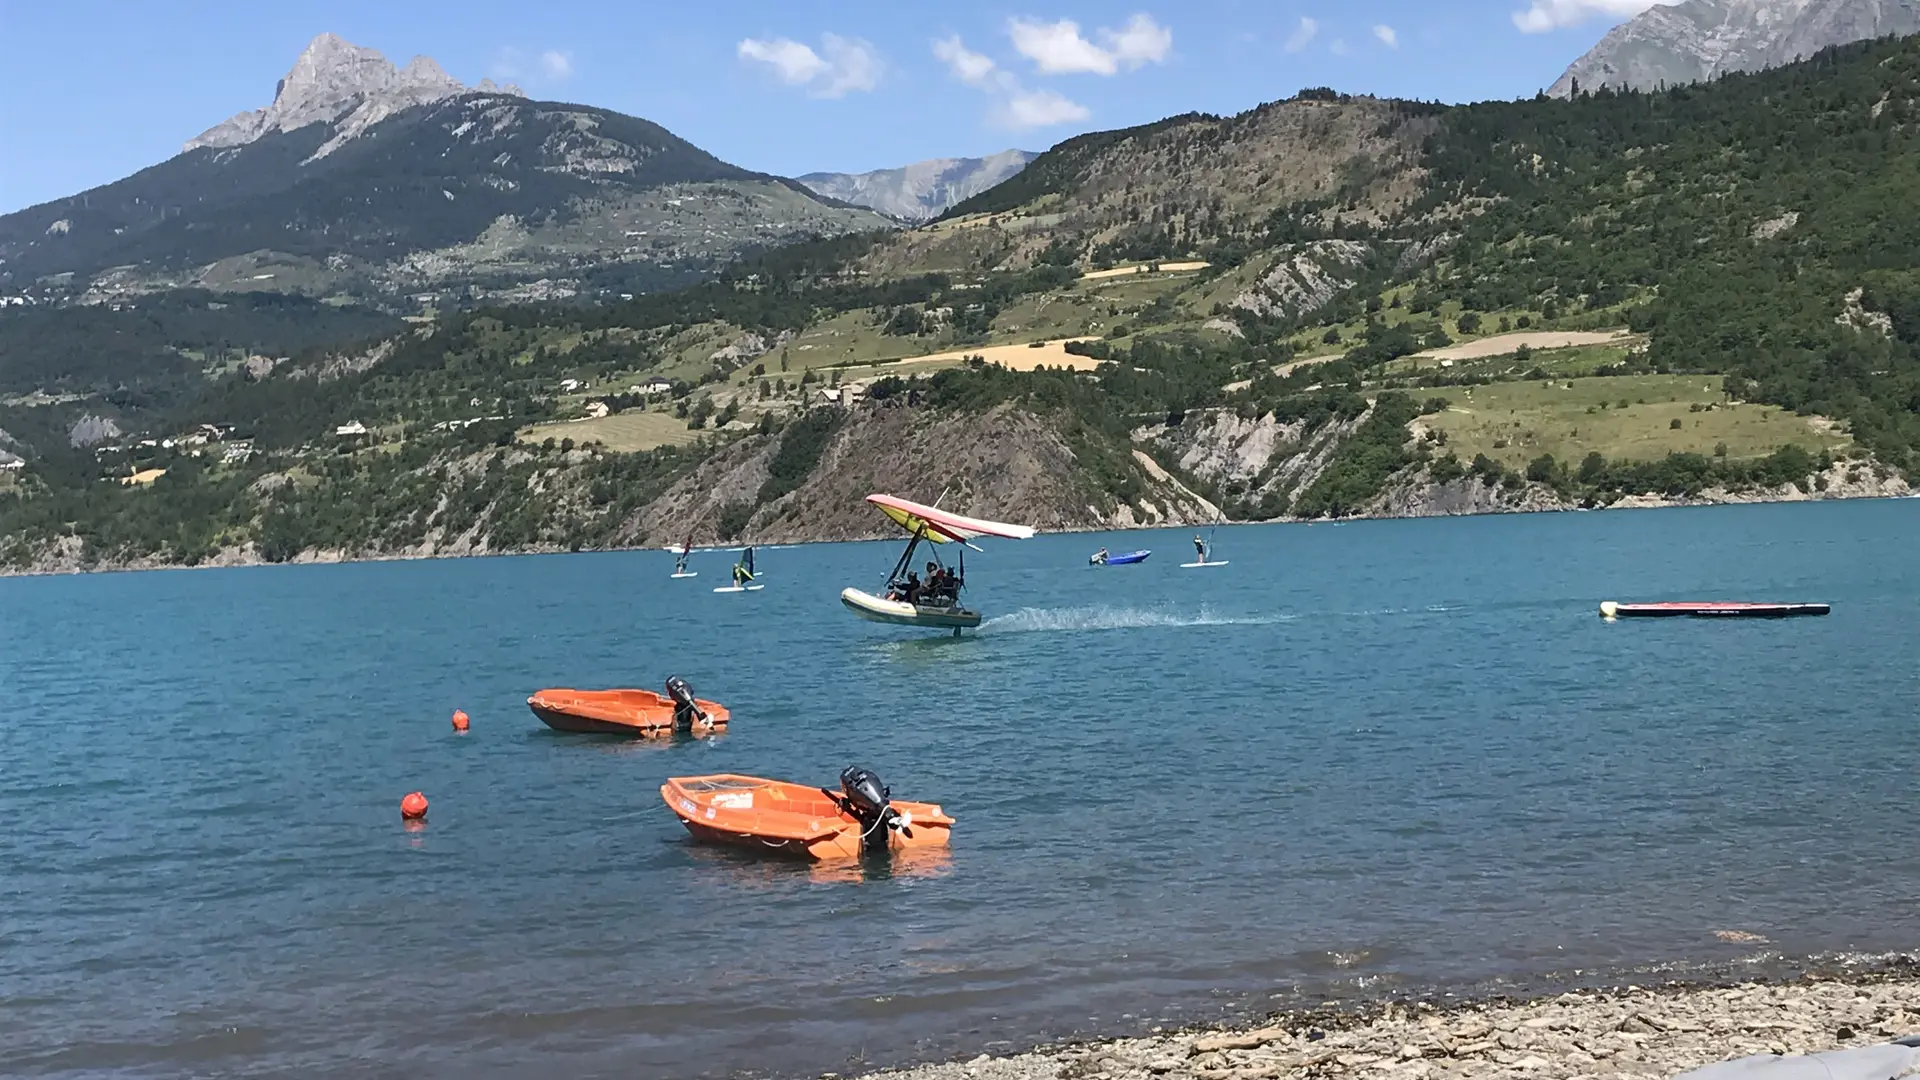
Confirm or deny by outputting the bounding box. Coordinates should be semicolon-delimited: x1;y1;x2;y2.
743;546;755;578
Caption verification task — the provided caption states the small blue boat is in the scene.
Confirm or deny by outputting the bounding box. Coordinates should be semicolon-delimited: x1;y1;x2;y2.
1090;549;1151;566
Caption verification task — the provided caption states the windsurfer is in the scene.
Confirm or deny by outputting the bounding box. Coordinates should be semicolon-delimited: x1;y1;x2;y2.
732;561;754;587
1193;534;1207;564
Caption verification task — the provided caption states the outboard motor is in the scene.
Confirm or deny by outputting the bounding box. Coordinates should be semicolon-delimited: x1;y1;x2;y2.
839;765;904;853
664;676;705;729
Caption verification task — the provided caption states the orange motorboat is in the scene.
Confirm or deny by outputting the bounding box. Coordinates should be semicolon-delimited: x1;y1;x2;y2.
661;767;954;860
528;676;728;737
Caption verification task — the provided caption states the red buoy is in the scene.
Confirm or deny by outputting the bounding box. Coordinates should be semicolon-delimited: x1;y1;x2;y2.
400;791;429;820
451;709;470;732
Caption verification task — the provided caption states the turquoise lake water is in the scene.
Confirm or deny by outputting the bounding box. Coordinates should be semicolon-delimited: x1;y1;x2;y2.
3;500;1918;1079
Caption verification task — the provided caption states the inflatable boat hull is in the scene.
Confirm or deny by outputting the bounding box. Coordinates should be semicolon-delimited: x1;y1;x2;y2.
840;588;982;629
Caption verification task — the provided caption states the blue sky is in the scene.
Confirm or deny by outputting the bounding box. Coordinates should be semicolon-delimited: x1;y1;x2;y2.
0;0;1668;214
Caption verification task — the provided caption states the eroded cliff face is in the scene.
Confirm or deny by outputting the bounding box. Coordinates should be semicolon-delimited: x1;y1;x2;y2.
1138;406;1371;516
627;401;1219;545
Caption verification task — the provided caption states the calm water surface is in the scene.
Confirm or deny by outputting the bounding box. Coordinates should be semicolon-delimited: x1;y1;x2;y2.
3;500;1918;1079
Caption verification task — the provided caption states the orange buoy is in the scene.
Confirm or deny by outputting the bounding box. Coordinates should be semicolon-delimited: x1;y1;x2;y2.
400;791;429;820
451;709;470;732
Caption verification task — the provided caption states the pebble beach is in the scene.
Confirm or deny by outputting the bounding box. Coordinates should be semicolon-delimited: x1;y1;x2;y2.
853;968;1920;1080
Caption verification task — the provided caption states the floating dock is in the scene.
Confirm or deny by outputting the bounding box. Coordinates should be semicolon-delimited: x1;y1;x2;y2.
1599;601;1831;619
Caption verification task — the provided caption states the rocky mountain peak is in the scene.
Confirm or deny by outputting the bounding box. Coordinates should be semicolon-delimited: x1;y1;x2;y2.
1550;0;1920;97
185;32;522;157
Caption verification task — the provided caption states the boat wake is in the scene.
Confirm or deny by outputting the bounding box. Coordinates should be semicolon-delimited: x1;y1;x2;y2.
979;605;1289;635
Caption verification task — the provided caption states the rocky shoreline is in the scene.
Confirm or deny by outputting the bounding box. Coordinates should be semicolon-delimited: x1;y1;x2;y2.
851;966;1920;1080
2;484;1913;579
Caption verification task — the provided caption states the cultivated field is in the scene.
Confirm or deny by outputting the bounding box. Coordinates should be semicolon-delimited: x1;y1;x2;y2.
881;338;1103;373
519;411;702;452
1423;374;1852;468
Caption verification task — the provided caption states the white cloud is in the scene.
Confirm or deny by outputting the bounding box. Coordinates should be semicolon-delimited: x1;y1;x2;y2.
1007;13;1172;75
818;34;883;96
934;35;1001;87
1102;14;1173;67
1329;38;1351;57
933;35;1089;131
738;33;882;97
490;46;573;84
1373;24;1398;49
997;89;1092;129
1511;0;1679;33
737;38;827;85
1008;17;1117;74
1284;17;1319;54
539;50;573;80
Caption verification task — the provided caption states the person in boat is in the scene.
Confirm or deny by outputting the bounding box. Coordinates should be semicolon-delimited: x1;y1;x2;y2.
1092;547;1109;565
1193;534;1207;563
902;570;923;605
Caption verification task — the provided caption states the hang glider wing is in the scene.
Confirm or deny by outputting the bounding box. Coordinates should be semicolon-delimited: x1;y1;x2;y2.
866;494;1036;545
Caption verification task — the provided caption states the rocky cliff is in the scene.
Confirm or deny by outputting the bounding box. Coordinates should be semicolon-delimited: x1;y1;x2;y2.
797;150;1038;222
1550;0;1920;96
185;33;521;158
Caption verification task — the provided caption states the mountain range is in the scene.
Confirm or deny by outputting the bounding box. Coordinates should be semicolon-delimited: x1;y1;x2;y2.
796;151;1039;223
0;34;890;303
1552;0;1920;95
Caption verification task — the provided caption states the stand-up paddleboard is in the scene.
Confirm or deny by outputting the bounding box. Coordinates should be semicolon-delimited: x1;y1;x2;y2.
1184;517;1226;569
671;571;698;579
713;584;764;593
1600;600;1828;619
